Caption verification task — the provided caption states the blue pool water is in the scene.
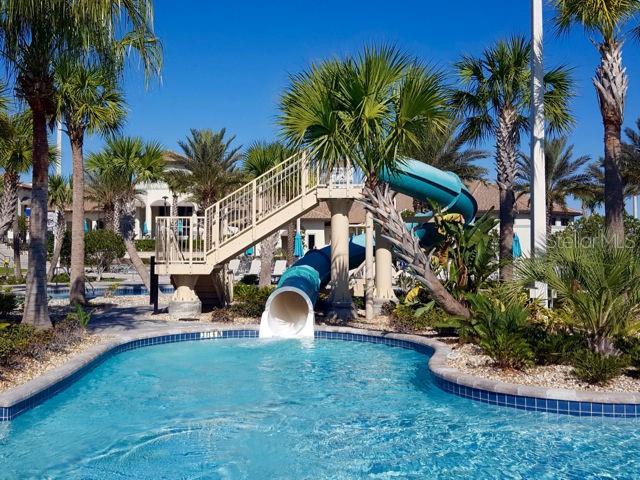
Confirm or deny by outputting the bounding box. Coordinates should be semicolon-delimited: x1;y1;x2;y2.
1;339;639;479
45;284;174;299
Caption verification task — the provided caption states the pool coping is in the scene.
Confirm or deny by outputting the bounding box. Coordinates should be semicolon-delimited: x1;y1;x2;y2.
1;324;640;420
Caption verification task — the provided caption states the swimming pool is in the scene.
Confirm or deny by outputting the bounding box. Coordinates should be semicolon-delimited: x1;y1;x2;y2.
44;284;174;299
1;338;638;479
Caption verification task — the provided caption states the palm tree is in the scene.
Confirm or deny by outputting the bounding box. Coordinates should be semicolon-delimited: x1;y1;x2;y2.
453;36;574;280
403;119;489;182
553;0;640;241
87;137;165;288
46;174;72;281
516;137;591;235
55;58;126;305
0;110;32;281
170;129;244;212
279;45;471;318
243;141;295;286
0;1;161;328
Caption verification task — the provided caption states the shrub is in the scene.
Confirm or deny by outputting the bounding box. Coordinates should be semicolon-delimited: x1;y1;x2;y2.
85;229;126;280
517;238;640;355
231;284;274;317
0;289;17;318
67;304;91;329
467;291;533;369
239;274;258;285
134;238;156;252
51;272;70;283
528;327;585;366
572;350;628;385
615;336;640;369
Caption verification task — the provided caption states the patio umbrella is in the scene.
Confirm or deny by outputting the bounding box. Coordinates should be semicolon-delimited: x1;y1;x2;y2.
512;233;522;258
84;219;89;233
294;232;304;257
143;222;149;236
245;246;254;256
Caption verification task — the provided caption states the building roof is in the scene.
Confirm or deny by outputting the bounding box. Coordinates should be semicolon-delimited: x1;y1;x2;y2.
466;180;581;216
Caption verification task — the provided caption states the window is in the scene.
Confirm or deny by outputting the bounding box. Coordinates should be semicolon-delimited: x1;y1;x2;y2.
308;234;316;250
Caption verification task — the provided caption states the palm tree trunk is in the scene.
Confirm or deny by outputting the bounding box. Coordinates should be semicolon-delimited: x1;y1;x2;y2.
496;107;518;281
22;104;51;328
69;136;87;304
258;233;278;286
0;172;18;238
120;203;150;288
595;40;627;244
286;220;295;266
47;211;65;281
12;209;21;281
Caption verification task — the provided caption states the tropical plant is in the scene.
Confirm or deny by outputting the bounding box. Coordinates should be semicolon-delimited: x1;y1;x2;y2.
243;141;294;286
516;137;591;237
280;45;469;317
54;58;126;304
453;35;574;280
0;110;32;281
85;229;126;281
430;212;500;299
517;238;640;354
466;291;534;369
46;174;72;281
402;118;489;183
0;0;161;328
572;350;628;385
553;0;640;241
170;128;243;211
86;137;165;288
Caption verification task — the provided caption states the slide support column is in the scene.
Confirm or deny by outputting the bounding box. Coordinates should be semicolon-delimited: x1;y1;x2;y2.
328;199;355;321
374;224;396;310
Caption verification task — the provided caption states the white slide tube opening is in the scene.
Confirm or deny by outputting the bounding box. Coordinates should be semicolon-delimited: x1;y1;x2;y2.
259;287;314;338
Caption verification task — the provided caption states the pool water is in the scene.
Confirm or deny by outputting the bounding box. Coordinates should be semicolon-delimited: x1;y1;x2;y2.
1;339;639;479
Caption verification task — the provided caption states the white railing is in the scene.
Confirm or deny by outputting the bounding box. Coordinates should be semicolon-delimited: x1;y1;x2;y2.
157;150;364;268
156;215;205;265
204;151;319;253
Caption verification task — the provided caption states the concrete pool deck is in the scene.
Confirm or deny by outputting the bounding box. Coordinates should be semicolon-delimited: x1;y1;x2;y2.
2;305;640;420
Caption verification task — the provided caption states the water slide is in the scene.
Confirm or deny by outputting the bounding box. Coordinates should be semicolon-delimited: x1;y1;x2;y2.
259;159;478;338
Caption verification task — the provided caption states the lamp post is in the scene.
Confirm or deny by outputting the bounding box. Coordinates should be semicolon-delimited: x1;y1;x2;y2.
162;196;168;216
531;0;548;305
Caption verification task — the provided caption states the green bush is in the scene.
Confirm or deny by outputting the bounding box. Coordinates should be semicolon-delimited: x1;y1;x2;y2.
467;292;533;369
0;289;17;318
85;229;126;280
67;304;91;328
528;327;585;366
134;238;156;252
231;284;274;317
572;350;628;385
51;273;70;283
615;336;640;369
517;238;640;355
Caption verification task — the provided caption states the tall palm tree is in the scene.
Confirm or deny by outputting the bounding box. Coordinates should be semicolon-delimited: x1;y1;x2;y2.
0;0;161;328
403;119;489;182
243;141;294;286
553;0;640;241
453;36;574;280
55;58;126;305
170;129;243;212
46;174;72;281
87;137;165;288
516;137;591;235
0;110;32;281
279;45;471;318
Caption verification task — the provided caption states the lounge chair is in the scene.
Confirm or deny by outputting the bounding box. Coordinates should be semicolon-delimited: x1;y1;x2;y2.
272;259;287;283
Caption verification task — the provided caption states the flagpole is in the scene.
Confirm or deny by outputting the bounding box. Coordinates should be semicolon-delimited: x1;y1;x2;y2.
531;0;548;305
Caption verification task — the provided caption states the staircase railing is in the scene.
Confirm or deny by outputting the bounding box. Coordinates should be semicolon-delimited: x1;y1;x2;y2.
204;151;317;254
156;150;363;269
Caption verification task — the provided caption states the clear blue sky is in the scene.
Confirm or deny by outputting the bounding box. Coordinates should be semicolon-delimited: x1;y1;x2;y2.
66;0;640;209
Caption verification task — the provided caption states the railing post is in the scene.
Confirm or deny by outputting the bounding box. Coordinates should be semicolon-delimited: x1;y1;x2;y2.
215;203;220;249
252;181;257;225
301;151;308;196
189;214;196;265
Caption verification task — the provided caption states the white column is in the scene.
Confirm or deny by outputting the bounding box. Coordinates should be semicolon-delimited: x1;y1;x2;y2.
328;199;354;320
56;119;62;176
633;195;638;219
530;0;548;305
145;203;152;237
365;211;374;321
374;224;396;306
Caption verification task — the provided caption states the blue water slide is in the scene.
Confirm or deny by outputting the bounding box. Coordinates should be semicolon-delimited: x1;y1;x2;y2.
258;159;477;338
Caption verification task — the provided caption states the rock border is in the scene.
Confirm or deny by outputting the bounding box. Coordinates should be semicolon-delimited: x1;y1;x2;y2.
2;325;639;421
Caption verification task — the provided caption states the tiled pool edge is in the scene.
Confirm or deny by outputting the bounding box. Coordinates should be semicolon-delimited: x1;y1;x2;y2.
2;325;640;421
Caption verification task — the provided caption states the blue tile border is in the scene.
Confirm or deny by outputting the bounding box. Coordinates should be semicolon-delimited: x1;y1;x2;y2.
2;327;639;421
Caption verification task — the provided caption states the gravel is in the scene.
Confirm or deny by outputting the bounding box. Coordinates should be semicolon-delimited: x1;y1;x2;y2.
447;342;640;394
